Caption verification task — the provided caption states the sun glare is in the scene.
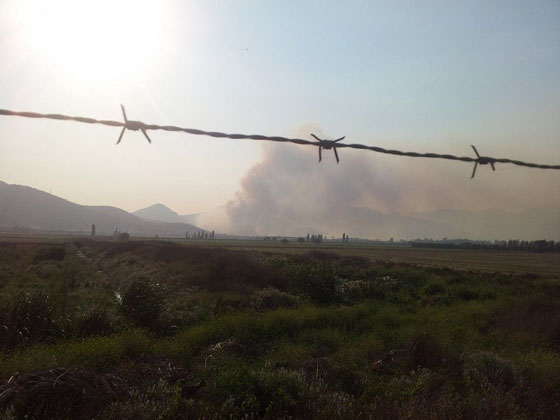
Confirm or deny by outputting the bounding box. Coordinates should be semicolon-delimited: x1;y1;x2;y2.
16;0;168;82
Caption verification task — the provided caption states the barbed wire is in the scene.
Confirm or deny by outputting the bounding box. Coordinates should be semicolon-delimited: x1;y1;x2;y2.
1;106;559;178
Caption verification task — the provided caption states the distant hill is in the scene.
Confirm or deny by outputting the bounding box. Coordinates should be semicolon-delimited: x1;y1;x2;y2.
133;203;185;224
134;204;229;233
0;181;203;237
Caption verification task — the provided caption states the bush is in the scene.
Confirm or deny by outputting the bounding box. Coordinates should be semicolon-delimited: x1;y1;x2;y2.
452;286;480;301
289;260;340;305
0;291;64;349
213;367;307;419
338;277;401;302
34;246;66;263
422;281;445;296
120;279;165;331
464;351;516;390
75;305;117;337
440;285;481;304
404;334;444;371
101;379;183;420
250;288;299;312
306;383;361;420
158;301;212;335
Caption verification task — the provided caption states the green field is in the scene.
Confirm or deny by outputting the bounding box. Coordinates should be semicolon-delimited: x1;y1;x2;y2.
1;237;559;419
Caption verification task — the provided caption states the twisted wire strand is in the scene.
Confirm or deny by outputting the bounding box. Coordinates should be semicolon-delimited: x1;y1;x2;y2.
1;108;559;171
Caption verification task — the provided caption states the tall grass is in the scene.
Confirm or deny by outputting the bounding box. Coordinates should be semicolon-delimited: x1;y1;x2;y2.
2;240;560;419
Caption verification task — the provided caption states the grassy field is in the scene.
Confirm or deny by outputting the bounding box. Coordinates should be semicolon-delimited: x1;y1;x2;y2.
191;239;560;277
0;237;559;419
3;235;560;276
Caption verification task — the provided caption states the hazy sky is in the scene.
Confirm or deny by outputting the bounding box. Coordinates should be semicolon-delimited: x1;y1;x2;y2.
1;0;559;217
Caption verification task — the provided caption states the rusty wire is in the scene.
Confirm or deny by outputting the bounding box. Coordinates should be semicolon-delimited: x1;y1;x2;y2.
1;106;559;178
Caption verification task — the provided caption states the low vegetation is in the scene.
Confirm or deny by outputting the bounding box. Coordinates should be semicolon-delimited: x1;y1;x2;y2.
0;238;559;419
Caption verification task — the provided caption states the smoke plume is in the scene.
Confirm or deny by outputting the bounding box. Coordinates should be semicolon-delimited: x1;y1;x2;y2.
226;126;560;239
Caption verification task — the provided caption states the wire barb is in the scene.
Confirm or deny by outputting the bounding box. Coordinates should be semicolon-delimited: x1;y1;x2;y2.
470;145;496;179
310;133;345;164
116;105;152;145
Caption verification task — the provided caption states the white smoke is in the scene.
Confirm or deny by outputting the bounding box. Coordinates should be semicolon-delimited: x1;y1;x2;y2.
226;125;560;238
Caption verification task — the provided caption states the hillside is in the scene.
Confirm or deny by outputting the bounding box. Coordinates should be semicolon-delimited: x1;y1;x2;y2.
0;181;203;237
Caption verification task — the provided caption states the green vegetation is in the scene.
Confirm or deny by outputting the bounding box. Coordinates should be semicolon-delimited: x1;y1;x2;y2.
0;238;559;419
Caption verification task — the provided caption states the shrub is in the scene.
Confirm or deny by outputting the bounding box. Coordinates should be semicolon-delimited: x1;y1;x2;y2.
34;246;66;263
120;279;165;331
75;305;117;337
452;286;480;301
158;301;212;335
100;379;183;420
0;291;64;349
306;383;361;420
2;367;124;420
464;351;516;391
250;288;299;312
337;277;401;302
440;285;481;303
422;281;445;296
288;260;340;305
212;367;307;418
404;334;444;371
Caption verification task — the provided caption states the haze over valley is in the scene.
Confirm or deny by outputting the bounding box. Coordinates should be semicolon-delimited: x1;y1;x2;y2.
2;179;558;241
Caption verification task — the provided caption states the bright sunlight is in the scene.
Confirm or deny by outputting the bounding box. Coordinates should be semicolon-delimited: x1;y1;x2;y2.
15;0;168;82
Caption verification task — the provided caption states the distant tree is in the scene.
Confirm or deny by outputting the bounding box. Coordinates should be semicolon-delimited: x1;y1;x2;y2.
117;232;130;241
306;233;310;242
342;233;346;242
211;230;215;239
91;224;96;237
311;234;323;244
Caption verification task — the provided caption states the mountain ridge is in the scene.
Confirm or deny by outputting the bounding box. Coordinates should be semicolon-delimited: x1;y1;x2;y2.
0;181;203;237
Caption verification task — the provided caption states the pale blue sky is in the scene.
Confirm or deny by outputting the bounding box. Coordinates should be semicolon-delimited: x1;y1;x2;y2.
1;0;559;215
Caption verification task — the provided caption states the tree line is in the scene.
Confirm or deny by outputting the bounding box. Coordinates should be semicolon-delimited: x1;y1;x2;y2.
411;239;560;253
